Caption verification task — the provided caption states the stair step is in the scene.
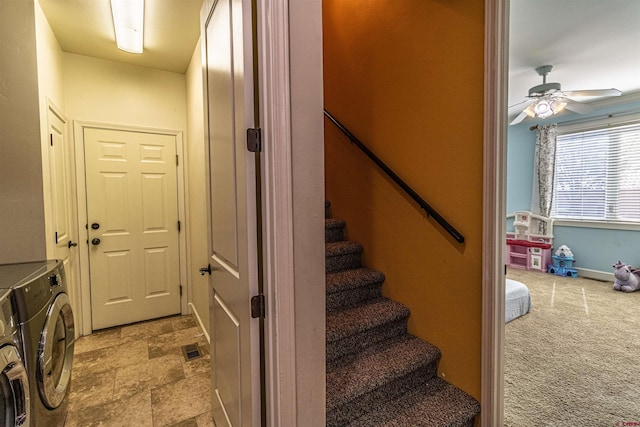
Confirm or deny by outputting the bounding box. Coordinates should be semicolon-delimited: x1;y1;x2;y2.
325;218;346;243
326;241;363;273
326;335;441;427
323;204;480;425
327;298;410;362
326;268;385;311
348;377;481;427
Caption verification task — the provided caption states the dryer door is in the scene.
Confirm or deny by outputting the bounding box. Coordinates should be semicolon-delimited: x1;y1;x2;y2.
37;293;74;409
0;345;30;426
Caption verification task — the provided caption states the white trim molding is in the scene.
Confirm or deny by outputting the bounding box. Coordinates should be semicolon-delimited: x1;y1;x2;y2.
258;0;297;425
189;302;211;344
483;0;509;425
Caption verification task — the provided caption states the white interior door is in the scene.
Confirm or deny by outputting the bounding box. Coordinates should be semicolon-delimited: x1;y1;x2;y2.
47;105;80;332
49;109;72;258
202;0;260;425
84;127;181;330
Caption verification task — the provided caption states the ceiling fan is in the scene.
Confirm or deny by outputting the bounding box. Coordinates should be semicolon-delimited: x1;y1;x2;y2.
510;65;622;125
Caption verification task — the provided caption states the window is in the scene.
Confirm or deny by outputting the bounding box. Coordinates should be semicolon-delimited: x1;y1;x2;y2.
551;121;640;222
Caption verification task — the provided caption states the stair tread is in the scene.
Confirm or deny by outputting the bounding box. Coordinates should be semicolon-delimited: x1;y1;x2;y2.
347;377;481;427
326;298;409;343
325;218;346;229
326;335;441;410
326;240;363;256
326;268;385;295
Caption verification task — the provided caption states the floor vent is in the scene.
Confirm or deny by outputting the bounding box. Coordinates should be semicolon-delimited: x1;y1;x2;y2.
182;343;202;361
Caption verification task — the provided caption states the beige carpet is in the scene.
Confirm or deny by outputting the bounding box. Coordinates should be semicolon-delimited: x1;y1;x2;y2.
505;268;640;426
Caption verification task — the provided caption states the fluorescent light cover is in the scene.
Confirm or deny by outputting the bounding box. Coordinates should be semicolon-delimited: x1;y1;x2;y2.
111;0;144;54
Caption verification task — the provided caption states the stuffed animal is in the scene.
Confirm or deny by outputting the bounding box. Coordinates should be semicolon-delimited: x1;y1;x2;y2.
612;261;640;292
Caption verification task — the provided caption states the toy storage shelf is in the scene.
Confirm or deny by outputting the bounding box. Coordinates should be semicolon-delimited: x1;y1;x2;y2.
506;211;554;272
506;239;551;272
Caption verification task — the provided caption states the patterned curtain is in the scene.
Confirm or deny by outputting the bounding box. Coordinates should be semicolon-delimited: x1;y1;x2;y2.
531;124;558;217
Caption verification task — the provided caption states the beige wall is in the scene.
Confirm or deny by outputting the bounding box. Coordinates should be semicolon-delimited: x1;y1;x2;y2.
63;53;187;131
185;38;210;336
0;0;47;263
35;0;65;111
323;0;484;399
35;0;66;258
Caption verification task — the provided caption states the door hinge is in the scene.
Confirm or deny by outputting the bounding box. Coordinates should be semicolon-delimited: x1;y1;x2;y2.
55;231;58;244
178;220;181;232
247;128;262;153
49;134;54;146
176;154;179;166
251;294;266;319
179;284;183;297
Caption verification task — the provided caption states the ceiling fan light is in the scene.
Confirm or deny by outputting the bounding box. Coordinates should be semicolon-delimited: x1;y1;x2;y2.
551;100;567;114
523;104;536;118
533;99;553;118
111;0;145;54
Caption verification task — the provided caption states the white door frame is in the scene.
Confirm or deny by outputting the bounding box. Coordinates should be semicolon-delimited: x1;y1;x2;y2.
256;0;326;424
259;0;507;423
482;0;509;425
73;121;188;335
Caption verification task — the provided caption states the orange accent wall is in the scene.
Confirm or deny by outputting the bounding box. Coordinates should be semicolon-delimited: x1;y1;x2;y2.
323;0;485;399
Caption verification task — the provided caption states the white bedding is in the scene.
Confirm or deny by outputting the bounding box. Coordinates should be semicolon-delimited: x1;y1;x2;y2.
505;279;531;323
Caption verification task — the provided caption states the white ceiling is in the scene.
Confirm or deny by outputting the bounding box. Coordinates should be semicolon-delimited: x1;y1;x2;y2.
39;0;640;107
509;0;640;114
38;0;202;74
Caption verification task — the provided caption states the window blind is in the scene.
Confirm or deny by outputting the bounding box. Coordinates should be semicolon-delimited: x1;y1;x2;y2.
551;121;640;222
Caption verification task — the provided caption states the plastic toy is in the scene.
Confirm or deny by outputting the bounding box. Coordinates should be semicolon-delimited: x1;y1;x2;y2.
547;245;578;277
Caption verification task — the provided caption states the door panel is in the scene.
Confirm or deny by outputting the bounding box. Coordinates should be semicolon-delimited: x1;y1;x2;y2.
48;109;73;255
49;115;71;252
47;107;79;338
203;0;259;424
84;128;180;330
208;0;239;270
213;293;241;425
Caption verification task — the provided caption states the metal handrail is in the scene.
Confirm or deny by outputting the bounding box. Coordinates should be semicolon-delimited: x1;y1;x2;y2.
324;110;465;244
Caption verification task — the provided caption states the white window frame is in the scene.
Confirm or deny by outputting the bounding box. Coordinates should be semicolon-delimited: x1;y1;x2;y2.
551;112;640;231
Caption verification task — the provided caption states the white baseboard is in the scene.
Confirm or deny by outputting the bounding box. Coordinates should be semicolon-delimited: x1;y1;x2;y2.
575;267;614;282
189;302;210;344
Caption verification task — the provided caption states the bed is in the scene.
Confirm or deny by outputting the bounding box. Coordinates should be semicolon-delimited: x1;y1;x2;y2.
505;279;531;323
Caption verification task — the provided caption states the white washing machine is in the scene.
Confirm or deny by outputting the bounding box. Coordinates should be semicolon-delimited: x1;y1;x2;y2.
0;288;30;426
0;260;74;427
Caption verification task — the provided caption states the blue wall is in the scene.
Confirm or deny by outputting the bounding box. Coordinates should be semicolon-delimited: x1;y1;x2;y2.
507;96;640;275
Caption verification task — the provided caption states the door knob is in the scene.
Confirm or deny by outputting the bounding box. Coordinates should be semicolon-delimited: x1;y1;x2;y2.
68;241;78;249
91;223;100;230
91;238;101;245
200;264;218;275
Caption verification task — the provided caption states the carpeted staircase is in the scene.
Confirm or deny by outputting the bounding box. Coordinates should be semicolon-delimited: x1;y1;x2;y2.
325;202;481;426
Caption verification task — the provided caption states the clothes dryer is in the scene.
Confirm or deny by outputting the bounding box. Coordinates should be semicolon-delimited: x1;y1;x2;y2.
0;288;30;426
0;260;74;427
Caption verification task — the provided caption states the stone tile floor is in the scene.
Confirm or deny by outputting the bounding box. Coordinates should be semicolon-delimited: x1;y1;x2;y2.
65;315;214;427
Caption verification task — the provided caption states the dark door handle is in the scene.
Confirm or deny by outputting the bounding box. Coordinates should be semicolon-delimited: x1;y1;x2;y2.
68;241;78;248
91;238;101;245
91;223;100;230
200;264;218;275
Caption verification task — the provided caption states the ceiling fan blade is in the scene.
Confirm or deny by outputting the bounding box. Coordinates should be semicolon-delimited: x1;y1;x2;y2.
510;110;529;125
562;98;594;114
508;98;535;110
563;88;622;97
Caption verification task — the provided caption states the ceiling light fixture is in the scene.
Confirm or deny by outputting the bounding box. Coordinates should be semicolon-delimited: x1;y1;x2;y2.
523;96;567;120
110;0;145;54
